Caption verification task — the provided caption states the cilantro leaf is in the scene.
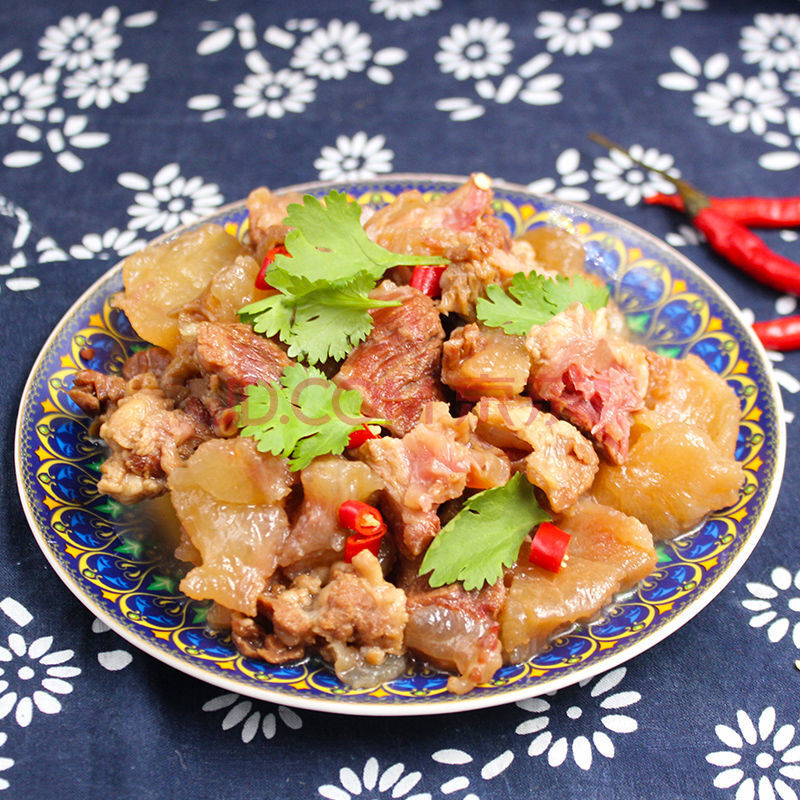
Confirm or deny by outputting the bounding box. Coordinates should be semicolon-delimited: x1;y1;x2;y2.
237;363;387;471
276;191;447;284
240;278;401;365
418;473;550;591
476;273;609;336
240;191;449;365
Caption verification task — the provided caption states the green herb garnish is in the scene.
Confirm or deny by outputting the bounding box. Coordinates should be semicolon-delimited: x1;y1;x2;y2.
476;272;609;336
237;363;387;471
418;473;551;591
240;191;447;364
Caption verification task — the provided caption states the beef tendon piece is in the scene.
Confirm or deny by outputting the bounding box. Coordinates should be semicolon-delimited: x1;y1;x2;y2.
591;416;745;540
442;323;529;401
401;565;506;695
334;281;445;436
359;402;510;557
644;351;741;458
527;303;649;464
471;397;598;512
118;223;249;353
196;254;272;324
168;438;294;615
500;498;656;662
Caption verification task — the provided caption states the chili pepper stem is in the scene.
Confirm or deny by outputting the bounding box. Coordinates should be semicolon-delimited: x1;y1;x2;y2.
589;132;710;216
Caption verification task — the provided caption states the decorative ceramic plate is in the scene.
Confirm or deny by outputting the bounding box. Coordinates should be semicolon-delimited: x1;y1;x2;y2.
15;175;785;716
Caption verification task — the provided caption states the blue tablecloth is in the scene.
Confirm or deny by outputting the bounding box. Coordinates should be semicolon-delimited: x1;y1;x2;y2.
2;2;799;798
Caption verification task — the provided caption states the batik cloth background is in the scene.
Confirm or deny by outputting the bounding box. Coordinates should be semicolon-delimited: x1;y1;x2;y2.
1;1;799;798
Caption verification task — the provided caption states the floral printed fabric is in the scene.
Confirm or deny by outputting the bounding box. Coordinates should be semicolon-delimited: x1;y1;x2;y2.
1;2;799;799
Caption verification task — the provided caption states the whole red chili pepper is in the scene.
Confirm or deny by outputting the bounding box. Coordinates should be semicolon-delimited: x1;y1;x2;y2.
646;193;800;228
752;315;800;351
254;244;289;291
590;133;800;296
410;265;447;297
691;207;800;296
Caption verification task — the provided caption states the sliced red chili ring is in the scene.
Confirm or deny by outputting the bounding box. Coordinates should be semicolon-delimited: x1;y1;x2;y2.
410;265;447;297
529;522;571;573
255;244;289;291
344;530;385;562
346;424;379;449
338;499;386;536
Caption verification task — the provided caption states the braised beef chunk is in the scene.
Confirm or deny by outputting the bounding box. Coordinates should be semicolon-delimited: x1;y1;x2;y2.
97;384;212;504
471;397;598;512
195;321;292;400
359;402;510;557
69;369;127;417
526;304;649;465
121;346;172;380
334;282;445;436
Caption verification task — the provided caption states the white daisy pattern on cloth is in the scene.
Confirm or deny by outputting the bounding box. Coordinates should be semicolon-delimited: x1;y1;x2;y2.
515;667;641;770
290;19;372;81
0;598;81;729
707;707;800;800
62;58;148;109
0;50;57;126
69;228;147;261
314;131;394;181
693;71;787;136
202;693;302;743
118;163;224;234
234;53;316;119
431;748;514;798
370;0;441;22
742;566;800;648
38;6;123;71
0;733;13;791
603;0;707;18
526;147;591;202
437;53;563;121
90;618;133;672
436;18;513;81
534;9;622;56
592;143;679;207
7;108;110;172
740;14;800;73
761;107;800;171
318;758;429;800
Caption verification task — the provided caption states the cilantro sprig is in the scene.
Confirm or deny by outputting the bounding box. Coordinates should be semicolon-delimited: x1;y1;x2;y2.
418;473;551;591
237;363;387;471
239;191;448;364
476;272;609;336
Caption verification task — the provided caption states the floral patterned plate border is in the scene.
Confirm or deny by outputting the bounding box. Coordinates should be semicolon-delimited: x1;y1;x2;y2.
15;175;785;716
